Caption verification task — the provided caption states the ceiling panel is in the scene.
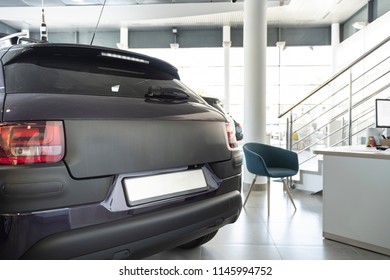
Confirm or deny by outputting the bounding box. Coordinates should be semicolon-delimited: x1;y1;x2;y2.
105;0;140;4
22;0;65;6
59;0;103;5
0;0;370;32
0;0;30;7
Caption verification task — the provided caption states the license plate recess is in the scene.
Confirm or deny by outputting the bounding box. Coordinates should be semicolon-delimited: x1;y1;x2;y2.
123;169;208;206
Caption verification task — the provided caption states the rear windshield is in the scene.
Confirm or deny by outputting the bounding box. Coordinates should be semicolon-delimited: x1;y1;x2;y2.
4;51;198;101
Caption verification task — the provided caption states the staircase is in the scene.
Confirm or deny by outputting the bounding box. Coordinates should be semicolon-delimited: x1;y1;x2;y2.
279;35;390;192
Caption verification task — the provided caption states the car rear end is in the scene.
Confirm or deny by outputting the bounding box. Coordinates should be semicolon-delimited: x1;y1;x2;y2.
0;43;242;259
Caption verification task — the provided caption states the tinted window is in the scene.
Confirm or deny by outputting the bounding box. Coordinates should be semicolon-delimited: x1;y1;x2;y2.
4;51;198;101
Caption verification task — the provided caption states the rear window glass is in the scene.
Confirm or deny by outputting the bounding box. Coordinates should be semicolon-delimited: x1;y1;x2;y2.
4;52;198;101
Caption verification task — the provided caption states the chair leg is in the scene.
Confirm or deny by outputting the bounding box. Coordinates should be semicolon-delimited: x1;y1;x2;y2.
282;178;297;210
243;175;257;207
267;177;271;216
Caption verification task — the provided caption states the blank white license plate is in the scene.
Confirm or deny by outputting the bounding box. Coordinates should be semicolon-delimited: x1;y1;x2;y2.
123;169;208;206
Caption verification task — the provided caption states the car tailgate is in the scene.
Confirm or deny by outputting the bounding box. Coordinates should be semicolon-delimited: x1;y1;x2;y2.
64;119;231;178
2;93;232;179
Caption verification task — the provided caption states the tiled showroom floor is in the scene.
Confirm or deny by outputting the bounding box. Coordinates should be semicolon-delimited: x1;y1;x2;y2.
147;182;390;260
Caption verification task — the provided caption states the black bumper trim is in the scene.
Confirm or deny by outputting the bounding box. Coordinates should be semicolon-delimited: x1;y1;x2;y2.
21;191;242;259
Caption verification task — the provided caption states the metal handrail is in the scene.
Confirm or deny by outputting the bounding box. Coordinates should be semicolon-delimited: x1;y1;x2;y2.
291;82;390;154
282;35;390;174
278;36;390;119
288;56;390;134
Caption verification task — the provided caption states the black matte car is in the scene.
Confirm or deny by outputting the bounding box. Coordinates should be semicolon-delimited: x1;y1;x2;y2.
0;38;242;259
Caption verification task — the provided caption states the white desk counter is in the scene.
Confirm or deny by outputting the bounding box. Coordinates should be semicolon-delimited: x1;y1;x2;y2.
314;146;390;256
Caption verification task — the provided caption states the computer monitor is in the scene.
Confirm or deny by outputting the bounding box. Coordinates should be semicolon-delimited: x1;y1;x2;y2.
375;99;390;128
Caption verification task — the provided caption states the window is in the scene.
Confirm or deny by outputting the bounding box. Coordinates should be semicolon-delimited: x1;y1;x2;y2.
4;50;198;102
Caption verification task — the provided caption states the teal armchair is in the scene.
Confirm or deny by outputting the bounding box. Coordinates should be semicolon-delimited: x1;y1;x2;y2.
243;142;298;216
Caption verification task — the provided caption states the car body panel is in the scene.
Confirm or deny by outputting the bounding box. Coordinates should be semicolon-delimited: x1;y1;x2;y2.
2;93;220;121
0;42;242;259
64;119;231;178
3;93;232;179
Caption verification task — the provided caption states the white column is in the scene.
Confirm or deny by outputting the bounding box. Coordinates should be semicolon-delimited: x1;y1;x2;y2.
329;23;342;147
223;25;232;113
331;23;340;73
118;27;129;49
243;0;267;184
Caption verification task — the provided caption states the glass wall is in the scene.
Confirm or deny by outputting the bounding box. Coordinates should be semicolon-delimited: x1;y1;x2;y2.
133;45;332;144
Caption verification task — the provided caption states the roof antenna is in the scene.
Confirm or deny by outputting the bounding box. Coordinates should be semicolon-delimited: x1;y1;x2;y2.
90;0;107;45
40;0;48;41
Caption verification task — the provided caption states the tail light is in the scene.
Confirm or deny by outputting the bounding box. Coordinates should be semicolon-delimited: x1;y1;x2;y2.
0;121;65;165
226;122;238;149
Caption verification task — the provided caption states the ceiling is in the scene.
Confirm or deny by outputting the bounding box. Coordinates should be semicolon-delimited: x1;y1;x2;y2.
0;0;369;32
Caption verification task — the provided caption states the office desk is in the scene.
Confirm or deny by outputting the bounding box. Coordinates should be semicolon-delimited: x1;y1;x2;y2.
314;146;390;256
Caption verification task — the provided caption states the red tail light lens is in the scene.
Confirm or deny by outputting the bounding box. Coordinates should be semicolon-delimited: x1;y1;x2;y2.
226;122;238;149
0;121;65;165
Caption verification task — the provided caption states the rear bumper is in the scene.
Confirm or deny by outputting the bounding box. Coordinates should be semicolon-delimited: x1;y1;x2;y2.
18;191;242;259
0;155;242;260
